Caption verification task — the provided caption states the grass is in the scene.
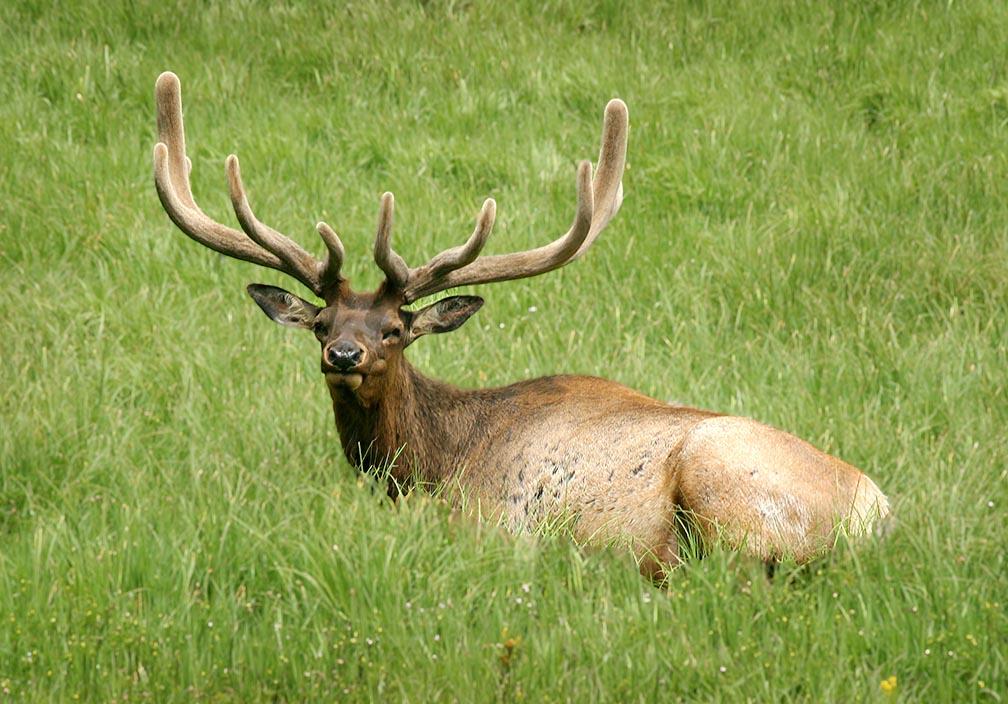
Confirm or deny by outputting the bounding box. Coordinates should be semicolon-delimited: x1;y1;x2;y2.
1;0;1006;701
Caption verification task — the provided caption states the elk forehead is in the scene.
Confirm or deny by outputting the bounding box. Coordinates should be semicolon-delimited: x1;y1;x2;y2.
316;288;405;339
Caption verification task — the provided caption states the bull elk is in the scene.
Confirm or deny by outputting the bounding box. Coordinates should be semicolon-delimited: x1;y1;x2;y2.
153;72;889;580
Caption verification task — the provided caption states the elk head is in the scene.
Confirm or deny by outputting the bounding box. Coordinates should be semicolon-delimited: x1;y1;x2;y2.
152;71;628;406
244;281;484;407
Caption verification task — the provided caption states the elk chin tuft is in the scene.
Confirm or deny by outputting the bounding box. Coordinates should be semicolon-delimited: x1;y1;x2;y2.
325;372;364;390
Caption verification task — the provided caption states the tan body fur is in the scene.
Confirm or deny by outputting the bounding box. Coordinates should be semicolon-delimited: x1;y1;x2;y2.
329;362;888;579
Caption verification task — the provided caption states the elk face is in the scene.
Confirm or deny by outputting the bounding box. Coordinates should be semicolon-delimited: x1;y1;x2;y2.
247;283;483;403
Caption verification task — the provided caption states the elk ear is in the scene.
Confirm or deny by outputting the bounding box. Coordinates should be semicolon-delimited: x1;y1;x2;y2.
406;295;484;342
246;283;321;329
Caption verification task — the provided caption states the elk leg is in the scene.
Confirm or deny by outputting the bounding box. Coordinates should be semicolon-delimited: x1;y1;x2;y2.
637;528;683;584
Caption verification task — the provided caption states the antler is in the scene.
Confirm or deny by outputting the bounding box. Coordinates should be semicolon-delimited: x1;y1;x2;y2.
154;71;627;305
153;72;345;300
375;98;628;303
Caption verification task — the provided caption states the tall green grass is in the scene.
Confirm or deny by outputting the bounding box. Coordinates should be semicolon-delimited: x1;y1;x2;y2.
1;1;1005;701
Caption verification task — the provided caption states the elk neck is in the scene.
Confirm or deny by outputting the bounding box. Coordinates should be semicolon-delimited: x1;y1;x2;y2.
325;356;481;496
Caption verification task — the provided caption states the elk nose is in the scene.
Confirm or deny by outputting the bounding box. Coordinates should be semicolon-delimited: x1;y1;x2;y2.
325;340;363;371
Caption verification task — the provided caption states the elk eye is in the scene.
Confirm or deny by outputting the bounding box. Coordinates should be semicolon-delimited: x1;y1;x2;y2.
382;326;402;341
312;320;328;336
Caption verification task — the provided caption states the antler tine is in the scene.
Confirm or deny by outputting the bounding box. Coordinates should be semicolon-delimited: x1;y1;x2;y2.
226;156;329;289
425;198;497;274
373;192;410;289
153;71;343;298
315;220;347;296
397;99;628;304
573;98;628;259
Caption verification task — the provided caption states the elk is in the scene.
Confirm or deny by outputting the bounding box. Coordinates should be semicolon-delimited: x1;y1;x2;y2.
153;72;889;580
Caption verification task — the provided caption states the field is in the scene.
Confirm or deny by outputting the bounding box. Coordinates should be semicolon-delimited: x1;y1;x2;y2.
1;1;1006;701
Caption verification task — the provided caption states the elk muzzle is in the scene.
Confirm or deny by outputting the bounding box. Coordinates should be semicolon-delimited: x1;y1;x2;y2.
324;339;364;372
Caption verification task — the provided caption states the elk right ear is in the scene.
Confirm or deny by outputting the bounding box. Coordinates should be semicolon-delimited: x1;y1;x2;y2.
406;295;484;342
246;283;321;329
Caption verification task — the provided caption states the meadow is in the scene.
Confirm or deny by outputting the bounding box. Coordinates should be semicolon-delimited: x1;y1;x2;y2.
1;1;1006;701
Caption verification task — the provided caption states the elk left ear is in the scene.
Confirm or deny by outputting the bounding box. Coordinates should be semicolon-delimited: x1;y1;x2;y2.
406;295;484;342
